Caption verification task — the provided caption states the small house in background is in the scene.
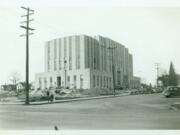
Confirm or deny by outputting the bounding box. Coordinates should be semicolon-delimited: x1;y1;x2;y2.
16;82;35;92
16;82;26;92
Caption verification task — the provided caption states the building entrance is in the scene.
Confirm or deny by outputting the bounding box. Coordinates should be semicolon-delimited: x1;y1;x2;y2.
57;76;61;88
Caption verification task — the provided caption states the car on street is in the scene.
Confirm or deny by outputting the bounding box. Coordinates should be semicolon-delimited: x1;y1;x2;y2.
162;86;180;98
152;87;164;93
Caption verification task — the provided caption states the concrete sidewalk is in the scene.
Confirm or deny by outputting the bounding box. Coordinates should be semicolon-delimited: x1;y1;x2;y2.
170;102;180;110
0;93;129;105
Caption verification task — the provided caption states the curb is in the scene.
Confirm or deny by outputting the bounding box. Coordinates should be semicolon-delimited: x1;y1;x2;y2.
0;93;129;105
170;102;180;110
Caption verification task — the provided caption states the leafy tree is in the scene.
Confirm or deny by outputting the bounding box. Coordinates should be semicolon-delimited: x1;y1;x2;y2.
158;74;169;87
168;62;178;86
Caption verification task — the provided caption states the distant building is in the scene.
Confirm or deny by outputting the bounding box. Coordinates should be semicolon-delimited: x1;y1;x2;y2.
16;82;34;91
16;82;25;90
1;82;34;92
1;84;16;91
130;76;141;89
35;35;140;90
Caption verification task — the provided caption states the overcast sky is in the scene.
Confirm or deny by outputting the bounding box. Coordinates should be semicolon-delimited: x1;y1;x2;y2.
0;0;180;85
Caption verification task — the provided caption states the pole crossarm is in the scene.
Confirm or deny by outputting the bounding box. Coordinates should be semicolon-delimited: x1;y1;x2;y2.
20;26;35;31
20;33;34;37
20;19;34;23
21;6;34;12
21;12;34;17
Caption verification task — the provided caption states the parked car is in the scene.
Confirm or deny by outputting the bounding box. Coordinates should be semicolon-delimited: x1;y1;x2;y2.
162;86;180;98
153;87;164;93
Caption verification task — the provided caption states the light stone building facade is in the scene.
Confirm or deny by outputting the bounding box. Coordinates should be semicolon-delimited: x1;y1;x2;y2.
35;35;140;90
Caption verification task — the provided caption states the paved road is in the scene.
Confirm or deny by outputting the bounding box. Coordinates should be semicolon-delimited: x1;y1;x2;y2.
0;93;180;130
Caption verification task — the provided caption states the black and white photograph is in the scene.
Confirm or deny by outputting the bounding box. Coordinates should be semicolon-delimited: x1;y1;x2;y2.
0;0;180;134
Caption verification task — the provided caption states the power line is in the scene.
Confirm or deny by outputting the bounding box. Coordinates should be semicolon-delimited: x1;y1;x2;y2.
0;10;64;37
35;20;64;36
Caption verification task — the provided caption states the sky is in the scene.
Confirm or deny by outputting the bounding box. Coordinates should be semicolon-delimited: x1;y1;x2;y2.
0;0;180;85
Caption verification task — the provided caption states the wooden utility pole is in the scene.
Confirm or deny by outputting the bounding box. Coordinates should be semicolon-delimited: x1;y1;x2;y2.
155;63;160;87
20;7;35;105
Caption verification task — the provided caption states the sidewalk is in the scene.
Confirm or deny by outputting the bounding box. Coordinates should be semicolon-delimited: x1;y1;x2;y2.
170;102;180;110
0;93;129;105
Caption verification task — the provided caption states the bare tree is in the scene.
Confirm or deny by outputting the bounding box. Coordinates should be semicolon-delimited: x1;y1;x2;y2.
9;71;22;85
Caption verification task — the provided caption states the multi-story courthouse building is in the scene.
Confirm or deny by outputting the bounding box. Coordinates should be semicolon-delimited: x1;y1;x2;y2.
35;35;140;90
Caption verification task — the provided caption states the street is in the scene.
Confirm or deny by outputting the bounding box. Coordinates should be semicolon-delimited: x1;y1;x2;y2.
0;93;180;130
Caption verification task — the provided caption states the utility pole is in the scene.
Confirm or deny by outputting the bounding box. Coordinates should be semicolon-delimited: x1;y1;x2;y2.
155;63;160;88
107;46;117;96
20;7;35;105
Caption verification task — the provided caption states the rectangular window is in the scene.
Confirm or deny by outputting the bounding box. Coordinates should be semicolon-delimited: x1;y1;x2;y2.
54;40;57;71
117;71;121;85
87;38;90;68
64;38;67;57
80;74;83;89
94;42;97;69
110;77;111;89
97;75;99;87
76;36;80;69
93;75;96;88
69;37;72;70
91;39;94;68
85;37;90;69
59;39;61;70
100;76;102;88
39;78;42;89
101;45;103;71
67;76;70;88
96;42;99;70
44;77;47;89
49;77;53;87
104;42;106;72
104;76;106;88
73;75;77;88
107;77;108;88
47;42;50;71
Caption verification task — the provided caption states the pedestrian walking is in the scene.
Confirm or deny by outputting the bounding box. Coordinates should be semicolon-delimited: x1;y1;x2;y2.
50;90;56;103
50;94;54;103
46;90;50;103
54;125;59;130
